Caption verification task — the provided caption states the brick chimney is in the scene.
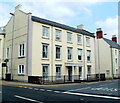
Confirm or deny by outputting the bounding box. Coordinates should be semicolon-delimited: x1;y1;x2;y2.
112;35;117;43
96;28;103;39
77;24;84;29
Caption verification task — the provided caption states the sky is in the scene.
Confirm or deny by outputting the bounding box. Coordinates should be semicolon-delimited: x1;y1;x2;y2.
0;0;119;40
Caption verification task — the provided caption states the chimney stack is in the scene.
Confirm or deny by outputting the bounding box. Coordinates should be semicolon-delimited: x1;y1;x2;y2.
112;35;117;43
15;4;22;11
77;24;84;29
96;28;103;39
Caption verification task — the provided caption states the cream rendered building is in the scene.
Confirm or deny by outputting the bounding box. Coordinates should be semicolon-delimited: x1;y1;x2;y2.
96;28;120;79
0;27;5;79
3;5;96;83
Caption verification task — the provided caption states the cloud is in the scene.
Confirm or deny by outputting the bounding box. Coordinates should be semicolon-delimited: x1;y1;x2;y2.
95;16;118;39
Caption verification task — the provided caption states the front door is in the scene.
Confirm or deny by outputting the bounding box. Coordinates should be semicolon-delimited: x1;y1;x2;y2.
68;67;72;81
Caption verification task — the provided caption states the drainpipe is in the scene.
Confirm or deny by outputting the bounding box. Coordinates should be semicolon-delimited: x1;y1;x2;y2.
83;35;86;80
10;13;15;80
110;47;114;79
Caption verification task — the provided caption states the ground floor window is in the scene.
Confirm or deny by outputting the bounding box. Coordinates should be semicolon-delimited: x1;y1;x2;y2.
87;65;91;75
42;64;49;80
79;66;82;78
106;70;110;77
18;64;24;75
56;65;62;79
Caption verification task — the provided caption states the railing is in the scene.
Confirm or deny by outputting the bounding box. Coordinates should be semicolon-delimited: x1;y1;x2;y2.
28;75;81;84
113;74;120;79
87;73;106;81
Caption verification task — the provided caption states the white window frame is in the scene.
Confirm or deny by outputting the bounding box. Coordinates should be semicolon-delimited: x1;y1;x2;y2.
68;47;73;61
56;65;62;79
42;64;49;80
67;32;72;43
42;43;49;59
77;35;82;44
18;43;25;57
18;64;24;75
42;26;49;38
78;49;82;61
86;37;90;46
87;50;91;62
6;47;9;59
56;45;61;60
55;29;61;41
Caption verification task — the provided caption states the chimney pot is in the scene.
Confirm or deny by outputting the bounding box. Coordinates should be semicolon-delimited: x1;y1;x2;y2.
112;35;117;43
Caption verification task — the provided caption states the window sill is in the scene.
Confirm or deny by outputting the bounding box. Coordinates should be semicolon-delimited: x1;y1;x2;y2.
18;56;25;59
18;74;25;76
42;36;49;39
78;60;83;62
77;43;82;45
67;60;73;62
86;45;90;47
55;39;62;42
56;59;62;61
42;58;49;60
67;41;72;44
87;61;91;63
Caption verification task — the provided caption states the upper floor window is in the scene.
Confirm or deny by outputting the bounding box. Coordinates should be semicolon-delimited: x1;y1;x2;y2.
68;47;73;61
78;49;82;61
18;43;25;57
42;26;49;38
87;50;91;62
115;50;117;56
67;32;72;43
55;29;61;41
56;46;61;60
86;37;90;46
42;44;48;59
18;64;24;75
6;48;9;58
77;35;82;44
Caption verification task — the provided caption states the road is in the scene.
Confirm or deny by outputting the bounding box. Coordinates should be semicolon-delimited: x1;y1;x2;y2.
0;80;120;103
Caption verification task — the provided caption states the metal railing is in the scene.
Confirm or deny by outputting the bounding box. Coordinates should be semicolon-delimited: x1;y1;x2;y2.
28;75;81;84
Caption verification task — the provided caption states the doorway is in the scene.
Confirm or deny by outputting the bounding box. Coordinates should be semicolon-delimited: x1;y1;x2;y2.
68;66;72;81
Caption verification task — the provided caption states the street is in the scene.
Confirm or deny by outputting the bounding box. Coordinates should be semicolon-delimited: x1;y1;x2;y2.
0;80;120;103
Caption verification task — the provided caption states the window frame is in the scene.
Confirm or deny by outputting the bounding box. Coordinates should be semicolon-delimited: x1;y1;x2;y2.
87;65;91;75
56;45;61;60
42;43;49;59
18;64;24;75
67;47;73;61
56;65;62;80
55;29;62;41
18;43;25;58
77;34;82;44
42;26;49;38
86;37;90;46
42;64;49;80
6;47;9;59
67;32;72;43
87;50;91;62
78;49;82;61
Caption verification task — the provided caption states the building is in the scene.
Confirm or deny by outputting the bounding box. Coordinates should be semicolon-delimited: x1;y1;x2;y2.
0;27;5;79
96;28;120;79
2;5;96;83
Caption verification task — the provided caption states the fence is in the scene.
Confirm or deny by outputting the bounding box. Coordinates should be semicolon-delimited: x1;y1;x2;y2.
113;74;120;79
28;75;81;84
87;73;106;81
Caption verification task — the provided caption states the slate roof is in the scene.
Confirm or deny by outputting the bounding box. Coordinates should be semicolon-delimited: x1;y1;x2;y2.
103;38;120;49
31;16;95;38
